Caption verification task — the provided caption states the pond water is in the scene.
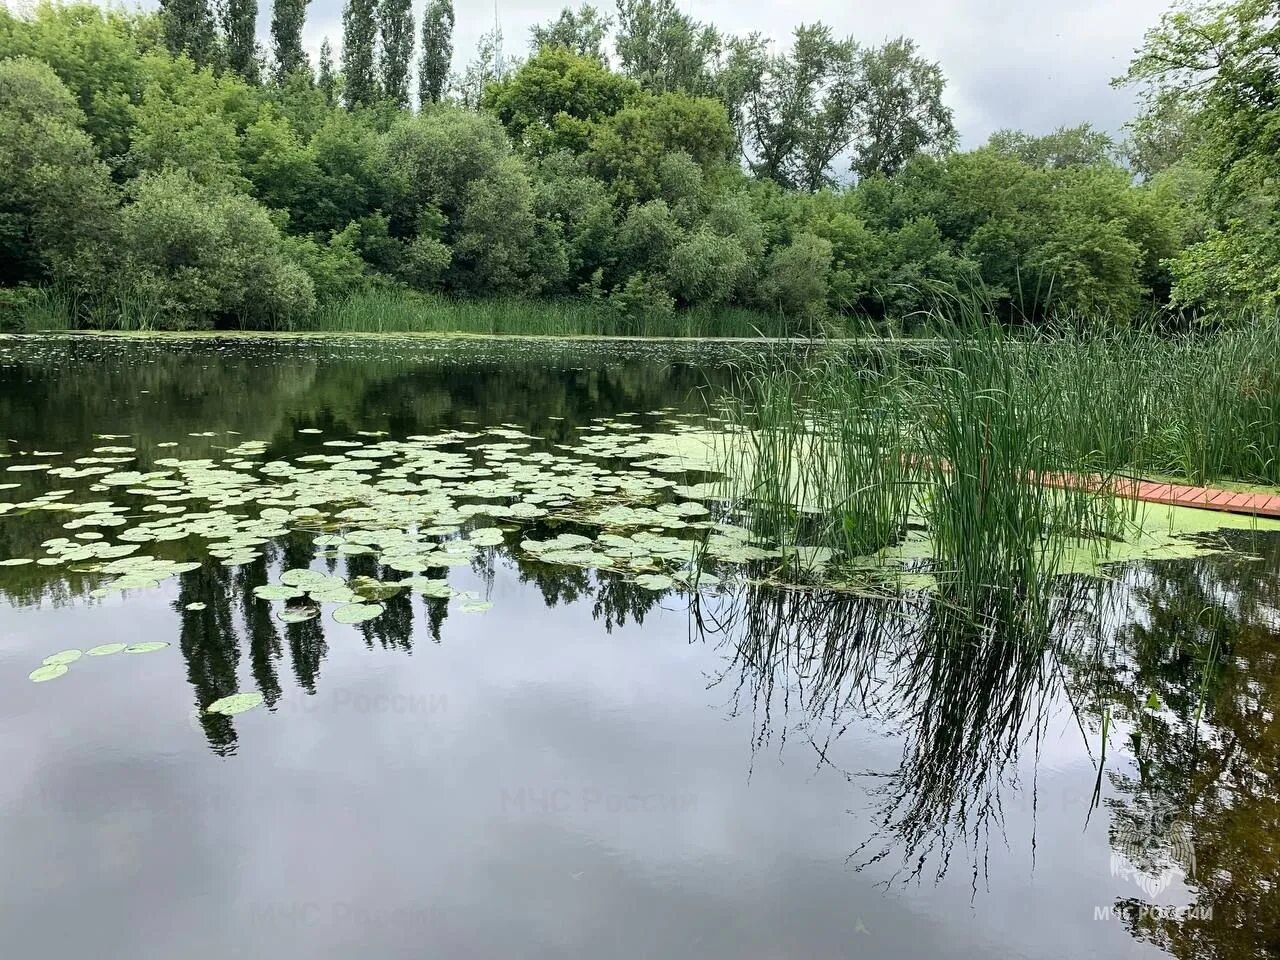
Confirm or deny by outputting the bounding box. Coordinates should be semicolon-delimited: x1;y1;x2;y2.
0;336;1275;960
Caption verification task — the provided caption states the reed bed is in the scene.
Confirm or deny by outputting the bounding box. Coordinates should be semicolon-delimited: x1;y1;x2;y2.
721;316;1280;620
305;289;795;338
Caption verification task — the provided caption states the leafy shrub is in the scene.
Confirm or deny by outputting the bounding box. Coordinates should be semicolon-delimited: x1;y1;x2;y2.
118;170;314;329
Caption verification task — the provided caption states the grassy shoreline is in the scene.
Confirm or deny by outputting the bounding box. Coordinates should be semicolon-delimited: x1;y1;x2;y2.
4;287;830;339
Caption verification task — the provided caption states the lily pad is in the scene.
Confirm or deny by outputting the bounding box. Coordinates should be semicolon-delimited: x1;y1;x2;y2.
253;584;305;601
86;643;128;656
207;691;265;716
124;641;170;654
279;568;328;587
29;663;68;682
277;605;319;623
42;649;83;666
332;602;384;624
634;574;674;591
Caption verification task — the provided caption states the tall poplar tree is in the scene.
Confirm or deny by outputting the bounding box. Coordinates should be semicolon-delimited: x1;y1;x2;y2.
160;0;218;66
222;0;260;82
272;0;311;80
342;0;379;107
318;37;338;104
418;0;454;105
378;0;414;106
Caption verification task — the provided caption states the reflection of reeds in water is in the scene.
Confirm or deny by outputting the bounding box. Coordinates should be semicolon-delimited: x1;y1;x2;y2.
693;575;1118;888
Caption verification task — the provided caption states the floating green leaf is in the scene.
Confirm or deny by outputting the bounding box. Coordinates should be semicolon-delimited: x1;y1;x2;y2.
253;584;305;601
86;643;127;656
42;649;83;665
124;641;169;653
29;663;68;682
634;574;673;591
207;691;265;715
332;602;384;624
277;606;319;623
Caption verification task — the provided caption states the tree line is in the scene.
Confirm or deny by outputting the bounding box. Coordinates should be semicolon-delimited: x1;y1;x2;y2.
0;0;1275;331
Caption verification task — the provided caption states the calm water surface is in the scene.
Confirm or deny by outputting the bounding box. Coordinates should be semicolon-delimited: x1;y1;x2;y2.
0;336;1276;959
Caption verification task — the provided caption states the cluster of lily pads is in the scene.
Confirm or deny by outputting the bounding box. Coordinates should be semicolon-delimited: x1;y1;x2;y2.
5;416;816;682
27;641;170;683
16;409;1271;692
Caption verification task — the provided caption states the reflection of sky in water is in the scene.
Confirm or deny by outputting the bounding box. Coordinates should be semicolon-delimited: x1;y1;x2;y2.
0;337;1272;960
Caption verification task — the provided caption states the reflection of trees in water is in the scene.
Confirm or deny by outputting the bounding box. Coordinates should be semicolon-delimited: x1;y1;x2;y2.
1072;542;1280;960
513;557;666;632
237;555;283;710
4;326;1276;960
176;561;243;756
693;545;1280;959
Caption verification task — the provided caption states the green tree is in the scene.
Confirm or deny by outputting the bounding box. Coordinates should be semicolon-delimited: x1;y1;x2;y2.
303;109;384;234
0;2;160;162
380;107;510;235
587;91;734;201
458;27;505;109
988;123;1115;169
852;37;956;179
530;152;616;291
1123;90;1202;179
222;0;259;83
531;4;611;61
613;198;683;277
378;0;413;106
240;110;321;224
160;0;218;67
271;0;310;81
1119;0;1280;314
453;155;549;293
119;169;314;328
418;0;453;105
317;36;338;104
0;57;118;290
342;0;379;108
484;46;636;155
614;0;719;94
757;232;832;323
733;24;862;191
126;55;258;189
668;228;749;305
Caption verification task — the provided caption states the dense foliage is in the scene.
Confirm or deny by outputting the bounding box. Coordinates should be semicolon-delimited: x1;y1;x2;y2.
0;0;1271;331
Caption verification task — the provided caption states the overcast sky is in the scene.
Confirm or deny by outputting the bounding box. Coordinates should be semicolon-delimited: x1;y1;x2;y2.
107;0;1174;145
